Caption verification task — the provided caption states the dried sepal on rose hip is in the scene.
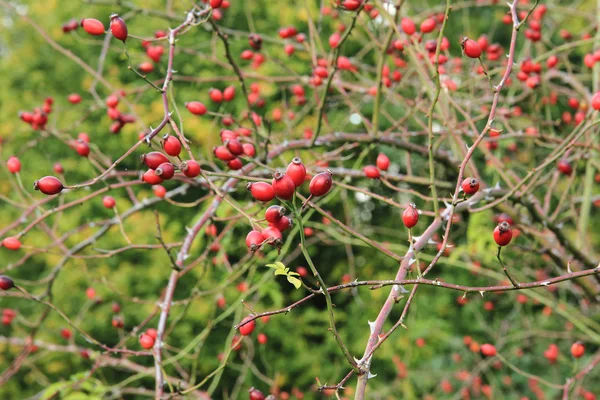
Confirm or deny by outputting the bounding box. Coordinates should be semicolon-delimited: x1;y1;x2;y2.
461;177;480;195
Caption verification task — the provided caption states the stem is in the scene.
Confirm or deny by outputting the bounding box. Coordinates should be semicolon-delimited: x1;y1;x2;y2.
497;246;519;288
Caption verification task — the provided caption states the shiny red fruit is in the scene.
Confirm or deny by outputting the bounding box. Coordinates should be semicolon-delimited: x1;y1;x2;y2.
186;101;207;115
139;333;155;349
401;17;416;35
247;182;275;202
146;328;158;340
210;0;223;7
309;170;333;197
262;226;283;243
272;216;292;232
249;387;266;400
481;344;497;357
286;157;306;187
162;135;182;157
246;230;264;252
109;14;128;41
461;38;482;58
493;221;513;246
420;18;436;33
142;169;164;185
7;156;21;173
257;333;267;344
181;160;201;178
272;172;296;200
265;205;285;223
363;165;380;179
223;86;236;101
461;177;480;195
209;88;223;103
239;316;256;336
557;159;573;176
2;237;21;251
226;139;243;156
141;152;169;170
0;276;15;291
227;158;243;170
153;185;167;198
214;146;236;161
34;176;64;195
155;162;175;180
76;140;90;157
81;18;105;36
591;92;600;110
242;143;256;157
68;93;82;104
103;196;116;208
571;341;585;358
376;153;390;171
402;203;419;228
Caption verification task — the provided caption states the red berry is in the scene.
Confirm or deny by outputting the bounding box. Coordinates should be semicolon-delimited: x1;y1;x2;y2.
111;302;121;313
186;101;207;115
420;18;436;33
146;46;164;62
226;140;244;156
68;93;82;104
105;95;119;108
461;177;480;195
103;196;116;208
112;316;124;328
557;159;573;176
247;182;275;202
76;140;90;157
257;333;267;344
210;0;223;7
272;216;292;232
272;172;296;200
402;203;419;228
493;221;513;246
7;156;21;173
286;157;307;187
591;92;600;111
109;14;128;41
401;17;416;35
246;230;264;252
153;185;167;198
239;316;256;336
376;153;390;171
363;165;380;179
209;88;223;103
81;18;105;36
3;237;21;251
481;344;497;357
227;158;243;170
242;143;256;157
249;387;266;400
78;132;90;143
162;135;181;157
309;170;333;197
214;146;236;161
461;38;482;58
142;169;164;185
141;152;170;170
262;226;283;243
265;205;285;223
60;328;72;340
181;160;201;178
139;333;155;349
146;328;158;340
223;86;236;101
34;176;64;195
155;162;175;180
139;61;154;73
248;33;262;50
571;342;585;358
0;276;15;291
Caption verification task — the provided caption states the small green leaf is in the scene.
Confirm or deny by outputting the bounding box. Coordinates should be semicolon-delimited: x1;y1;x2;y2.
274;269;288;276
287;276;302;289
287;271;300;277
265;261;286;271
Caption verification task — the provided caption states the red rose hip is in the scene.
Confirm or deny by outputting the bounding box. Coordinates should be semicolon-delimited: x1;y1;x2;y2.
493;221;513;246
109;14;128;42
0;275;15;291
247;182;275;202
34;176;64;195
402;203;419;228
272;172;296;200
286;157;307;187
309;170;333;197
461;177;480;195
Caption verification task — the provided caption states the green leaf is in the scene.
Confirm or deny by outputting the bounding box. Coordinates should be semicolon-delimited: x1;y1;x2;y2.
288;271;300;277
265;261;286;271
274;269;288;276
287;276;302;289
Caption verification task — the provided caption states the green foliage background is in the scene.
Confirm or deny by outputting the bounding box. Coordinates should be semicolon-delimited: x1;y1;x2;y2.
0;0;599;399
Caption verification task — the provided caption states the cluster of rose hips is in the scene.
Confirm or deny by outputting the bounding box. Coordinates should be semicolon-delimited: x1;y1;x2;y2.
140;136;201;185
245;158;332;252
2;308;16;326
139;328;158;349
213;129;255;170
362;153;390;179
18;97;52;131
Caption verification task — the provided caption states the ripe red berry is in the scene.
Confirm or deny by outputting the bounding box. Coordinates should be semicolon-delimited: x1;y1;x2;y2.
239;316;256;336
181;160;201;178
272;216;292;232
262;226;283;243
363;165;380;179
309;170;333;197
571;342;585;358
223;86;236;101
105;95;119;108
7;156;21;173
225;139;244;156
265;205;285;223
2;236;21;250
257;333;267;344
461;177;480;195
246;230;264;252
81;18;105;36
155;162;175;180
461;38;482;58
481;344;497;357
68;93;82;104
153;185;167;198
557;159;573;176
209;88;223;103
186;101;207;115
401;17;416;35
0;276;14;291
249;387;266;400
34;176;64;195
142;169;164;185
60;328;72;340
146;328;158;340
210;0;223;7
272;172;296;200
376;153;390;171
591;92;600;111
242;143;256;157
402;203;419;228
227;158;243;170
420;18;436;33
493;221;513;246
139;61;154;73
248;33;262;50
139;333;155;349
162;135;182;157
286;157;307;187
75;140;90;157
247;182;275;202
214;146;236;161
109;14;128;42
141;152;170;170
103;196;116;208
